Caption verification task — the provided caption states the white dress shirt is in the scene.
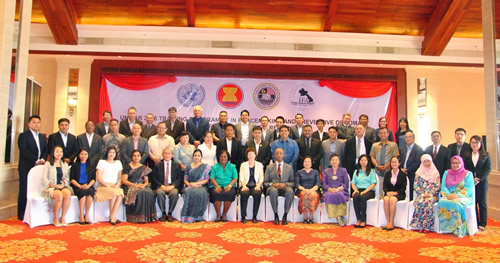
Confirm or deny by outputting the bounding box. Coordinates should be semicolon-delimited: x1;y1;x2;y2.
86;132;94;148
30;129;41;160
59;131;68;147
241;122;250;146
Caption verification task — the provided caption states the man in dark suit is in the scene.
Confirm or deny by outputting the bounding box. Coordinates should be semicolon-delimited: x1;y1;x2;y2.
77;120;103;168
399;131;424;200
296;125;323;170
343;124;373;176
152;148;184;222
96;110;112;137
259;116;274;143
121;123;149;165
210;111;228;143
244;126;271;167
48;118;79;165
290;113;305;140
235;110;256;147
216;124;242;172
119;106;143;137
321;126;345;171
264;148;295;225
271;116;285;142
141;113;157;140
312;119;329;141
337;113;355;140
165;107;185;144
18;115;48;220
424;131;451;176
186;105;209;148
448;128;472;169
359;114;377;142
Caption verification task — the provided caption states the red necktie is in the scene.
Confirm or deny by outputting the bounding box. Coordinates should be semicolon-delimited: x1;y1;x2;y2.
278;163;282;180
433;146;437;160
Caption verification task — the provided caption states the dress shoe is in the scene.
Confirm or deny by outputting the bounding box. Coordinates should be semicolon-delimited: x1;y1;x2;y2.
281;214;288;225
252;218;258;224
159;214;167;222
167;215;174;222
273;216;280;225
241;218;247;224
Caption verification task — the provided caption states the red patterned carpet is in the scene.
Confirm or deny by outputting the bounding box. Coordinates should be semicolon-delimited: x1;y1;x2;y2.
1;218;500;263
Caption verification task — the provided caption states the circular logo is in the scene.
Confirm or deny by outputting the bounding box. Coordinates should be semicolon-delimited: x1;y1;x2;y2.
177;83;206;107
289;84;315;108
253;83;280;110
216;83;244;108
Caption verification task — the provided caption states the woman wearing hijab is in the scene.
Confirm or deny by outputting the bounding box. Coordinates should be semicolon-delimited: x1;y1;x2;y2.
437;155;474;237
410;154;440;232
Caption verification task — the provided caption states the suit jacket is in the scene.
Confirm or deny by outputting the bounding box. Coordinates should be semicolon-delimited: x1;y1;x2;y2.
296;137;323;170
96;122;111;137
261;128;274;143
239;161;265;188
69;162;96;185
399;143;424;178
141;124;157;139
41;161;70;191
165;119;185;143
235;122;256;146
48;132;80;164
244;140;271;167
77;133;103;168
382;169;407;198
216;138;242;169
448;142;472;170
342;136;373;176
120;136;149;165
18;130;48;173
312;131;329;141
210;122;227;142
290;125;305;140
466;153;491;182
364;126;377;142
321;139;345;170
151;160;184;191
271;129;280;142
264;162;295;190
336;124;354;140
119;119;144;137
424;144;451;176
186;117;210;144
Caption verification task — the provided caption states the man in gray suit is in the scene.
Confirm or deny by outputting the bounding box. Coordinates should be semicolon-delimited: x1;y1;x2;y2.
336;113;354;140
260;116;274;143
321;126;345;171
121;123;149;165
359;114;377;142
141;113;157;140
290;113;305;140
264;148;295;225
77;120;103;168
235;110;256;147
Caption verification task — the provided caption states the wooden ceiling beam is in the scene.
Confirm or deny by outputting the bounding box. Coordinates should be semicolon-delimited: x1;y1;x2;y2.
421;0;471;56
323;0;340;32
186;0;195;27
39;0;78;45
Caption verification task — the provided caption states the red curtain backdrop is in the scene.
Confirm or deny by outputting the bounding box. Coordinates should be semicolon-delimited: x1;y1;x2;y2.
99;75;177;122
319;80;397;133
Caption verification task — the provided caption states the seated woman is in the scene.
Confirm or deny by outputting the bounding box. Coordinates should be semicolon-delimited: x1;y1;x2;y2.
70;149;95;224
239;148;264;224
121;150;157;223
295;156;320;224
209;150;238;222
382;157;407;230
41;145;71;227
351;154;377;228
438;156;474;237
322;154;349;226
181;149;211;223
198;132;217;166
410;154;440;232
96;146;124;225
173;131;196;170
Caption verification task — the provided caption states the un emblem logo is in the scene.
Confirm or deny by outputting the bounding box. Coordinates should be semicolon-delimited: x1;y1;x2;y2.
177;83;206;107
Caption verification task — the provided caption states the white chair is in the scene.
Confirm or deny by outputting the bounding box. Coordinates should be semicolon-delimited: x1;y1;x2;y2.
435;185;478;236
293;196;321;223
208;199;238;222
237;195;266;222
348;176;380;226
377;177;410;229
265;196;293;222
155;196;169;218
23;166;84;228
320;175;351;224
93;200;126;223
171;195;209;222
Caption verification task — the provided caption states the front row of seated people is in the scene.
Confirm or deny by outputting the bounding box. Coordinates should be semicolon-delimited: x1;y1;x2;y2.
40;144;474;237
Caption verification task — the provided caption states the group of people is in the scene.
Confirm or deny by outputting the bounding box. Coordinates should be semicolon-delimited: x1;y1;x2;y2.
17;106;490;237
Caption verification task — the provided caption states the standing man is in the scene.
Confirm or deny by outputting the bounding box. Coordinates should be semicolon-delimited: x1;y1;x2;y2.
141;113;157;140
424;131;451;176
48;118;79;165
211;111;228;143
290;113;305;140
312;119;329;141
343;124;373;176
370;127;399;194
271;125;299;171
77;120;103;168
165;107;185;144
121;123;149;165
119;107;143;137
264;148;295;225
359;114;377;142
102;119;126;160
321;126;345;171
448;128;472;169
272;116;285;141
148;122;176;167
399;131;424;200
260;116;274;143
216;124;242;170
337;113;354;140
296;125;322;170
244;126;271;167
18;115;48;220
236;110;256;148
186;105;209;148
96;110;112;137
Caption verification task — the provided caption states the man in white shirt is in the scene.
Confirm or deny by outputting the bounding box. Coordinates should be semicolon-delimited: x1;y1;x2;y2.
236;110;256;147
96;110;112;137
260;116;273;143
290;113;305;140
343;124;373;176
148;122;175;166
48;118;79;164
119;107;143;137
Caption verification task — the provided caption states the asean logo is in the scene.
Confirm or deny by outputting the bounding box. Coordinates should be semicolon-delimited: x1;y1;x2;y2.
253;83;280;110
177;83;206;107
216;83;244;108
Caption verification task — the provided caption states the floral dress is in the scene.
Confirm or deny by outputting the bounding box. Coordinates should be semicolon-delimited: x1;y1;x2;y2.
410;176;440;231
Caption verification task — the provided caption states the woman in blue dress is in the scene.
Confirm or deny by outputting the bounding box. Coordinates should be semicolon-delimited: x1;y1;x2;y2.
181;149;211;223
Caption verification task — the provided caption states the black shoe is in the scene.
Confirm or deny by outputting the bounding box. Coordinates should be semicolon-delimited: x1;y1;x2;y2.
303;219;308;224
159;214;167;222
273;214;280;225
252;218;258;224
282;213;288;225
167;215;174;222
241;218;247;224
